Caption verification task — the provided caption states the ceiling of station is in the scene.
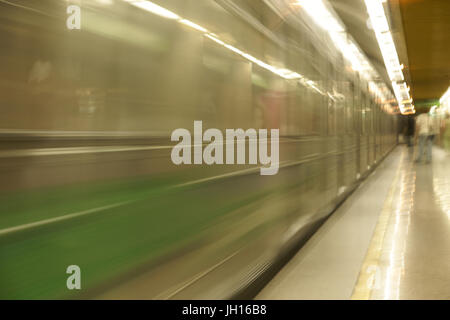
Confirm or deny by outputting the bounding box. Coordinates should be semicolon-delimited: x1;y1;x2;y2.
328;0;393;88
397;0;450;101
330;0;450;102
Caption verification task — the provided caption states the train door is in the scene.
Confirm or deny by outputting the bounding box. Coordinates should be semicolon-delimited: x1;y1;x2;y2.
360;92;369;176
344;80;356;189
354;78;361;179
326;62;339;201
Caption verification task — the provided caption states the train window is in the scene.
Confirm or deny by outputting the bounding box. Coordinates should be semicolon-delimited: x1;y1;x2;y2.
369;101;374;134
298;91;313;137
362;95;367;135
360;93;366;135
353;82;361;134
327;63;337;136
335;69;345;136
345;81;355;134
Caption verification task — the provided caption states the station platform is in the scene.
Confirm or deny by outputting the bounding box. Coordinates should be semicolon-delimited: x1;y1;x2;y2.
257;145;450;300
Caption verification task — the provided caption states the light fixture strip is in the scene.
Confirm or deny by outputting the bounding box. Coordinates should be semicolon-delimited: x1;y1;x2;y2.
365;0;413;113
123;1;312;83
295;0;396;105
126;0;398;108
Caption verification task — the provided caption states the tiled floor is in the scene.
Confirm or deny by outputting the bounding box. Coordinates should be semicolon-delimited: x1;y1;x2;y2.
257;146;450;300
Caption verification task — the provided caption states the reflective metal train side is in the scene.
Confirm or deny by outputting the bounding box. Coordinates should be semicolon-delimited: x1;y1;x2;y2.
0;0;397;299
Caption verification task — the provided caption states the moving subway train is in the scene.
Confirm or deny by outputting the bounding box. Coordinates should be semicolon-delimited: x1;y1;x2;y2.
0;0;398;299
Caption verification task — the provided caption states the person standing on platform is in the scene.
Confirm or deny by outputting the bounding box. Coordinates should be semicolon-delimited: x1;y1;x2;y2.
415;110;439;163
405;115;415;147
442;114;450;154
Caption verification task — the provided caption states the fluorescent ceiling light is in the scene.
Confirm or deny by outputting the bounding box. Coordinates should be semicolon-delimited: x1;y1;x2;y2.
294;0;345;32
179;19;208;33
294;0;396;106
204;34;225;46
123;1;305;81
124;0;394;101
125;0;180;20
365;0;413;114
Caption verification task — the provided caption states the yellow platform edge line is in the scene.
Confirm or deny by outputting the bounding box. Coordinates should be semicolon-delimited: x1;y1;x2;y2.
351;149;405;300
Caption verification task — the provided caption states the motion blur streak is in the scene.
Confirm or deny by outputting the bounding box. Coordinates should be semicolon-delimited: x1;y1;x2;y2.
0;0;397;299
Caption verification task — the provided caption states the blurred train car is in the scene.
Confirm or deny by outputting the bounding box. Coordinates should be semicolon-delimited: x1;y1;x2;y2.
0;0;398;299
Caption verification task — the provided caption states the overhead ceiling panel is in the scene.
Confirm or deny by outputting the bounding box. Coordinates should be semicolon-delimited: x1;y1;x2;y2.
398;0;450;100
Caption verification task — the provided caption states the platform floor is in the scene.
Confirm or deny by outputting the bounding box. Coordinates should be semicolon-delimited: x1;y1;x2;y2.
257;146;450;300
